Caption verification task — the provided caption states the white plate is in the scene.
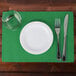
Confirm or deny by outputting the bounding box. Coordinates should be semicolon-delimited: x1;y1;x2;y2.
20;21;53;55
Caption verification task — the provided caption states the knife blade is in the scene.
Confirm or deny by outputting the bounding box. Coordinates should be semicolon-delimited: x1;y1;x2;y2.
62;14;69;61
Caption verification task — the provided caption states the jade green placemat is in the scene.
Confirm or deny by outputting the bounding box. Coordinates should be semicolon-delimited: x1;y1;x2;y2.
2;12;74;62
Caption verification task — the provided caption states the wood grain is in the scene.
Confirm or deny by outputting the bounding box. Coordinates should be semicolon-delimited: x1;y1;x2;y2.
0;73;76;76
0;62;50;72
7;0;49;4
0;1;76;72
0;62;76;72
0;3;9;16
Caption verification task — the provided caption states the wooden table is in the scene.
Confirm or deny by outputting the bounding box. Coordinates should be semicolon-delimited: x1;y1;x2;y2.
0;0;76;75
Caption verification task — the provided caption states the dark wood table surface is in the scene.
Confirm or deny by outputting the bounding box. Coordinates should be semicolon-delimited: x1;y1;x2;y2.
0;0;76;75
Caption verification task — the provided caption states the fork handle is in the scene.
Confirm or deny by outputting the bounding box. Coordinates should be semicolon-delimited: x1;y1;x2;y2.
57;41;61;60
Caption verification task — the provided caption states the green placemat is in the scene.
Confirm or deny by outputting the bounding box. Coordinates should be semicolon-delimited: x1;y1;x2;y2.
2;12;74;62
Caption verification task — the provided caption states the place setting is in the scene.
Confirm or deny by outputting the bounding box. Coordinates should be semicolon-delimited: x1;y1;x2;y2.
2;10;74;62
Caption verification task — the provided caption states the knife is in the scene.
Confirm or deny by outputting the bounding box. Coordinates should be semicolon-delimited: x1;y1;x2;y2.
62;14;69;61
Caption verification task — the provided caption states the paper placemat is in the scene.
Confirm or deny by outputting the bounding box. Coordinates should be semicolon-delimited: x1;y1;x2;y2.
2;12;74;62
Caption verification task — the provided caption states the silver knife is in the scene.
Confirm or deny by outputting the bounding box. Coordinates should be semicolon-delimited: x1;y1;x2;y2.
62;14;69;61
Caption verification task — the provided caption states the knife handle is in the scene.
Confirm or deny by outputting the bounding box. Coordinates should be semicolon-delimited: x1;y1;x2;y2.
62;36;66;61
57;40;61;60
62;55;66;61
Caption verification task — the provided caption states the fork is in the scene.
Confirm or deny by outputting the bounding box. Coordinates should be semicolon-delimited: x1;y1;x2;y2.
55;18;61;60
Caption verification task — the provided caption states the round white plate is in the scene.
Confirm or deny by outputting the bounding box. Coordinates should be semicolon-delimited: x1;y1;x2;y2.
20;21;53;55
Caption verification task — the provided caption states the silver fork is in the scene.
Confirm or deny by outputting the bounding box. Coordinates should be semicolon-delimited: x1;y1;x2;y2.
55;18;61;60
